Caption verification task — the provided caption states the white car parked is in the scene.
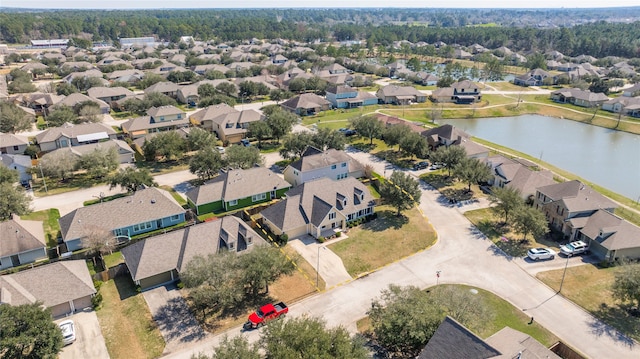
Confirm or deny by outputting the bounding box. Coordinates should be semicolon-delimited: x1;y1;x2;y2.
58;320;76;346
527;247;556;261
560;240;589;257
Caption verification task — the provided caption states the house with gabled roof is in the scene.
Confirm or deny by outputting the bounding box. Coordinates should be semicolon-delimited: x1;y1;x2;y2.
0;215;47;270
550;88;609;108
58;187;186;251
514;68;555;87
0;154;33;184
87;86;135;107
53;93;111;114
534;180;618;240
144;81;179;98
0;260;96;317
35;122;118;152
261;176;375;239
121;105;189;139
122;216;266;290
376;85;426;105
280;93;331;116
44;139;135;164
186;167;291;215
578;209;640;262
283;146;364;187
431;80;481;104
485;155;555;200
0;133;29;155
190;104;264;144
325;85;378;109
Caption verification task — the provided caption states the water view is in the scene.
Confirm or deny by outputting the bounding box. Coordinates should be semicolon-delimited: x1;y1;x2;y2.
441;115;640;200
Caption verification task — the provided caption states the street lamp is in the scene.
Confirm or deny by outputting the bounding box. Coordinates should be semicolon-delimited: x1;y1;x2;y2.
436;270;441;286
316;245;326;288
558;255;570;293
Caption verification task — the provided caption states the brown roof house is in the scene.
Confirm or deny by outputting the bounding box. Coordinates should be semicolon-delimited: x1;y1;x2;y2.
431;80;482;104
550;88;609;108
485;155;555;200
0;260;96;317
283;146;364;187
122;216;267;290
43;139;135;164
261;176;375;239
35;122;117;152
0;215;47;271
186;167;291;215
280;93;331;116
578;209;640;262
87;86;135;107
534;180;618;240
376;85;426;105
423;124;489;159
121;105;189;139
59;187;186;251
190;104;264;144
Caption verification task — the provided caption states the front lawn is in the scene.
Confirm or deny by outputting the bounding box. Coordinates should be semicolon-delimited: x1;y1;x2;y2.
21;208;61;247
159;185;187;207
419;171;484;202
96;276;165;359
537;263;640;341
329;205;437;276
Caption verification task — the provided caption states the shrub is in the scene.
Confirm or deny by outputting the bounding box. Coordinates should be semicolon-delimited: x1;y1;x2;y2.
176;281;185;289
318;236;326;243
93;280;103;291
92;293;103;309
336;231;342;237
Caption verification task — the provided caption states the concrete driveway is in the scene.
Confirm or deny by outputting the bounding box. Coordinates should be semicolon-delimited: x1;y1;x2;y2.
56;310;109;359
288;235;352;288
142;285;209;355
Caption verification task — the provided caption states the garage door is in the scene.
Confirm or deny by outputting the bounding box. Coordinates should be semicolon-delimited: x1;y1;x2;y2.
140;271;174;291
73;295;93;312
286;225;308;239
50;302;72;318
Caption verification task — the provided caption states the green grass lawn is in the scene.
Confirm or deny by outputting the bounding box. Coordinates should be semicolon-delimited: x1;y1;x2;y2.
537;264;640;341
329;205;437;276
96;276;165;359
21;208;61;247
159;185;187;206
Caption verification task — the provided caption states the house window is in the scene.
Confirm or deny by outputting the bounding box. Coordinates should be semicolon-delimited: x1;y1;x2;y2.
343;199;347;206
252;193;267;202
177;114;182;119
13;145;19;151
229;241;234;250
132;221;153;232
171;214;181;221
331;164;337;170
229;199;238;206
341;162;347;167
329;212;336;220
159;116;165;121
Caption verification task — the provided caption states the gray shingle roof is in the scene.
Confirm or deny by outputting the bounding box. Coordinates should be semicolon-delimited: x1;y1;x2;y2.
0;133;29;148
121;116;190;132
59;187;185;242
147;105;185;118
289;147;362;172
0;216;46;257
536;180;617;213
280;93;330;110
418;316;501;359
580;210;640;251
35;122;116;144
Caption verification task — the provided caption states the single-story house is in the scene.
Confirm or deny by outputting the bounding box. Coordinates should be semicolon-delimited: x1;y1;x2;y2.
53;93;111;114
87;87;135;107
144;81;179;98
190;104;264;144
431;80;481;104
283;146;364;187
43;139;135;164
186;167;291;215
376;85;426;105
121;105;189;139
0;215;47;270
578;209;640;262
550;88;609;108
0;260;96;317
261;176;375;239
0;133;30;155
325;85;378;109
35;122;118;152
374;114;427;135
0;154;33;184
58;187;186;251
280;93;331;116
122;216;267;291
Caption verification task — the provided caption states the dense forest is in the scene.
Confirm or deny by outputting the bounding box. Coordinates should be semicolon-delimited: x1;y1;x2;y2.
1;8;640;58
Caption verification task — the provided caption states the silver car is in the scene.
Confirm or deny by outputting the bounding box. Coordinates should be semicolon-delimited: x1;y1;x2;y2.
58;320;76;345
560;240;589;257
527;247;556;261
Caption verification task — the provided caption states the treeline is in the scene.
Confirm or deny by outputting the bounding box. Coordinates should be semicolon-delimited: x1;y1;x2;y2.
1;9;640;58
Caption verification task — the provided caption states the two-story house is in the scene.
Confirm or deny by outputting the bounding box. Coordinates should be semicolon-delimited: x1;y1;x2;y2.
325;85;378;109
577;209;640;262
35;122;118;152
431;80;482;104
58;187;186;251
534;180;618;240
121;105;189;139
261;176;376;239
186;167;291;215
190;104;264;144
514;68;555;87
283;147;364;187
484;155;555;200
0;215;47;270
376;85;427;105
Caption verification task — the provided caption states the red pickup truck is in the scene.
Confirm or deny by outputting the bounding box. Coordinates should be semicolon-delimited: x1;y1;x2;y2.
244;302;288;329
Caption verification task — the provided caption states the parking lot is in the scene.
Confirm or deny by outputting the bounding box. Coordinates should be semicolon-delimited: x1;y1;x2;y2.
56;310;109;359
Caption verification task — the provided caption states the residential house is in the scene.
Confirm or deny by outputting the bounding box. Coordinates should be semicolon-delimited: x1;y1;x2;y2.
513;68;555;87
121;105;189;139
376;85;426;105
601;96;640;117
190;104;264;144
485;155;555;200
35;122;118;152
58;187;186;251
177;79;236;105
0;133;29;155
577;209;640;262
280;93;331;116
325;85;378;109
44;140;135;164
122;216;266;290
454;48;473;60
186;167;291;215
87;87;135;107
0;215;47;270
534;180;618;240
622;83;640;97
0;260;96;317
415;72;439;86
192;64;229;76
62;69;106;85
0;154;33;184
374;114;427;135
13;93;64;116
106;69;144;84
283;147;364;187
423;124;470;149
144;81;180;98
386;62;408;78
431;80;481;104
53;93;111;114
550;88;609;108
261;176;376;239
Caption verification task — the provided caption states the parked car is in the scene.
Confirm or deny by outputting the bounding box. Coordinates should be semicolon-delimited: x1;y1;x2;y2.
216;146;225;154
58;320;76;345
240;139;251;147
244;302;288;330
338;128;357;136
413;161;429;170
527;247;556;261
560;240;589;257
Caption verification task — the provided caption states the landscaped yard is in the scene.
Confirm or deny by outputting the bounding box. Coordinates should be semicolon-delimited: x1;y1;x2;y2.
96;276;165;359
419;170;485;202
329;205;437;276
537;263;640;341
357;284;559;347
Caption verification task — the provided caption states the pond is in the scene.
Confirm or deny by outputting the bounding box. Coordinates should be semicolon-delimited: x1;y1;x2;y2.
441;115;640;200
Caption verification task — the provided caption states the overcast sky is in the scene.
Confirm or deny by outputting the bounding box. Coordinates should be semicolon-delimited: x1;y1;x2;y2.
2;1;639;9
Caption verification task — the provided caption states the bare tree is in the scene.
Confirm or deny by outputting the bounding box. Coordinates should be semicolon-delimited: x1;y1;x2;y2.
81;225;117;269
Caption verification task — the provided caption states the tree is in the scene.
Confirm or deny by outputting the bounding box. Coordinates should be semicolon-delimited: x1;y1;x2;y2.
216;82;237;97
195;335;260;359
527;53;547;70
239;246;295;296
143;131;186;161
0;101;34;133
198;83;217;98
260;317;368;359
0;183;31;221
588;79;610;95
81;225;117;268
77;104;101;123
39;150;78;180
350;115;383;145
453;157;492;192
78;147;118;178
489;187;524;224
187;127;216;151
430;145;466;177
383;124;411;150
108;167;157;192
248;121;272;148
189;146;225;180
265;108;297;142
311;127;346;151
279;132;313;160
225;145;263;169
482;57;504;81
512;206;548;241
612;263;640;309
46;106;77;127
269;89;284;103
399;131;428;159
0;166;19;185
0;303;63;359
380;171;421;216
